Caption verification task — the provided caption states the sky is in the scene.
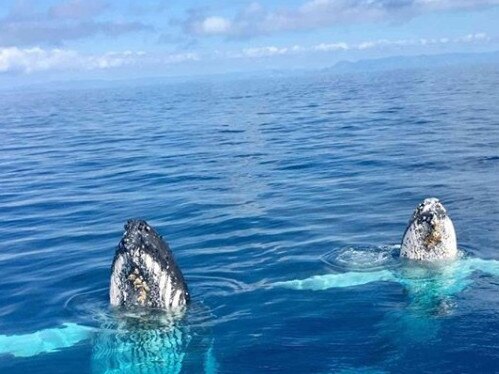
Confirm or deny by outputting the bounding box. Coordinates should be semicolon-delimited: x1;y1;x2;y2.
0;0;498;85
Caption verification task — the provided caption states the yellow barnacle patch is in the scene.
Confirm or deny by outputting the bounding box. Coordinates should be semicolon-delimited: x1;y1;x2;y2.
126;268;151;306
425;224;443;248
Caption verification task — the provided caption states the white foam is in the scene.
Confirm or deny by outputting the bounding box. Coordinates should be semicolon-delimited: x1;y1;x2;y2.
321;245;400;272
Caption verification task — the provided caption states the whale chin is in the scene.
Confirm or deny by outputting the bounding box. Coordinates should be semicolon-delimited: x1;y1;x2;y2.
400;198;457;262
109;220;189;311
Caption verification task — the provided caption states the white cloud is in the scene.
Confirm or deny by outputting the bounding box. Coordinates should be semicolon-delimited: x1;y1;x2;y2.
183;0;499;38
242;46;290;58
0;2;152;47
0;47;79;73
200;17;232;35
457;32;491;43
0;47;199;74
86;51;146;69
313;42;349;52
231;32;492;58
162;52;200;64
0;32;491;75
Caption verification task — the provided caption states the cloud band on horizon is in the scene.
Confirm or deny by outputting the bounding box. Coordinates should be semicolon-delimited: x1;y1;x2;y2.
0;32;491;75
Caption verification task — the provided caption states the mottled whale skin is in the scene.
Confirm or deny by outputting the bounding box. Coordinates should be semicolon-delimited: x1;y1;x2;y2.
110;219;190;310
400;198;457;261
0;220;217;373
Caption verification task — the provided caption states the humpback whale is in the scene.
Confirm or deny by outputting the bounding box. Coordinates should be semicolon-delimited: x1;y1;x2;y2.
0;220;216;373
110;219;190;310
274;198;499;314
400;198;457;261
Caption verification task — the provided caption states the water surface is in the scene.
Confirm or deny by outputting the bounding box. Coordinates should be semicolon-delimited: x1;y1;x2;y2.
1;65;499;373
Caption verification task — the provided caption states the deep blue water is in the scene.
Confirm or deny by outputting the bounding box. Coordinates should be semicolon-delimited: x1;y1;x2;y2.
1;65;499;373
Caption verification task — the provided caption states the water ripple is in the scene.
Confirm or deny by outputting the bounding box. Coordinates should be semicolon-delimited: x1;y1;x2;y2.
1;66;499;372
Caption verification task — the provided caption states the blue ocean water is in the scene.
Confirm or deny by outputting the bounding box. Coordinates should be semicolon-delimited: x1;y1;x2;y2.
1;65;499;373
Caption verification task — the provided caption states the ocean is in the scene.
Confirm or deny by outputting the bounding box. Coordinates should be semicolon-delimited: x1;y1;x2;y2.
1;65;498;373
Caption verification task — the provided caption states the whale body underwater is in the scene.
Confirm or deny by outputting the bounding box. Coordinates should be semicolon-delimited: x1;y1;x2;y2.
1;198;498;370
274;198;499;314
0;220;216;374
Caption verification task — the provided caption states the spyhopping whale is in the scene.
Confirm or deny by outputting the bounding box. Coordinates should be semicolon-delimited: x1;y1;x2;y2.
0;220;217;374
110;219;190;310
274;198;499;314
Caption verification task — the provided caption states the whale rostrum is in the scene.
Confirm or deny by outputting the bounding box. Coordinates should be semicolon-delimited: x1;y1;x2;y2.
400;198;457;261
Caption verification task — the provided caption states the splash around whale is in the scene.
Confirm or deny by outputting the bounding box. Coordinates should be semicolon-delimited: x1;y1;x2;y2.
274;198;499;312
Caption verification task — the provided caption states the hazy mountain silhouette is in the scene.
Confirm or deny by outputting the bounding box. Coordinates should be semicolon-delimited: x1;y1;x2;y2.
331;51;499;72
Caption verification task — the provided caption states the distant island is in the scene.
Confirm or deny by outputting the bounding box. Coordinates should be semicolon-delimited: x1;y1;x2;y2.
329;50;499;73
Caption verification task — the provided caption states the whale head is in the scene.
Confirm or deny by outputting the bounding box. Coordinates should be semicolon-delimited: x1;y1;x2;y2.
110;220;190;311
400;198;457;262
